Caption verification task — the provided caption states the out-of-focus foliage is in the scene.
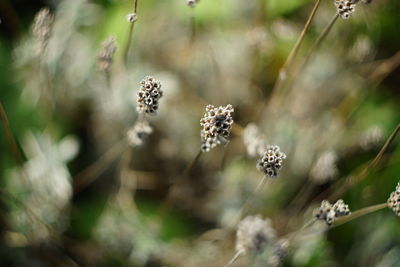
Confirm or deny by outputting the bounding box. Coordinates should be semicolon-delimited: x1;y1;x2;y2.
0;0;400;266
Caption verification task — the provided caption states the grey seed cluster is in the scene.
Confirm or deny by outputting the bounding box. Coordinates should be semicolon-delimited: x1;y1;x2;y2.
257;145;286;178
387;182;400;216
334;0;357;19
310;151;338;184
200;104;234;152
314;199;351;226
32;8;54;53
126;120;153;147
243;123;266;158
126;13;138;23
136;76;163;115
98;36;117;73
236;215;276;254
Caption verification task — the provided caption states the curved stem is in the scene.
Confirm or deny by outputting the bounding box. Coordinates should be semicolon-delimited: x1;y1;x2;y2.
122;0;139;67
285;13;339;93
272;0;322;93
332;203;388;228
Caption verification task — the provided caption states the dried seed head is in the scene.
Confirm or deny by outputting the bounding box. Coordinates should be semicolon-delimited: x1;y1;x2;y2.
236;215;276;254
314;199;351;226
126;13;138;23
334;0;357;19
32;8;54;54
200;104;234;152
97;36;117;72
126;120;153;147
185;0;199;7
310;151;338;184
136;76;163;115
257;145;286;178
243;123;266;157
387;182;400;216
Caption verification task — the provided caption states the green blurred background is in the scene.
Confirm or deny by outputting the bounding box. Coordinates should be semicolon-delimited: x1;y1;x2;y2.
1;0;400;266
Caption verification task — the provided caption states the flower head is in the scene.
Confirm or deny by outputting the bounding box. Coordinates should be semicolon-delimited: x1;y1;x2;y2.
314;199;351;226
334;0;357;19
136;76;163;115
388;181;400;216
200;104;234;152
257;145;286;178
236;215;276;254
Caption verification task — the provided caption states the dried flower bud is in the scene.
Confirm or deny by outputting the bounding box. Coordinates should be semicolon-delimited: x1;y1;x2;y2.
236;215;276;254
314;199;351;226
310;151;338;184
185;0;199;7
136;76;163;115
243;123;266;157
257;145;286;178
126;13;138;23
32;8;54;54
126;120;153;147
388;181;400;216
334;0;357;19
97;36;117;73
200;104;234;152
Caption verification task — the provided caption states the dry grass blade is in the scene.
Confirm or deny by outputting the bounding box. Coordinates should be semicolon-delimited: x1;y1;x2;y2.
328;123;400;200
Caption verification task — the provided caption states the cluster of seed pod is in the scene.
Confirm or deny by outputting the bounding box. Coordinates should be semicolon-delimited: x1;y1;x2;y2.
257;145;287;178
314;199;351;226
200;104;234;152
136;76;163;115
334;0;357;19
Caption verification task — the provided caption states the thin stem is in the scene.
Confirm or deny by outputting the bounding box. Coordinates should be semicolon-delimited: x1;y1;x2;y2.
224;250;243;267
183;150;202;178
122;0;139;67
233;176;270;224
285;13;339;93
332;203;388;228
271;0;322;94
285;218;317;241
73;138;128;192
328;123;400;200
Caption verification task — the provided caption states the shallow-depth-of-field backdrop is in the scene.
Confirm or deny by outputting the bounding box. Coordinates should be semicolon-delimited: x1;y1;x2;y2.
1;0;400;266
